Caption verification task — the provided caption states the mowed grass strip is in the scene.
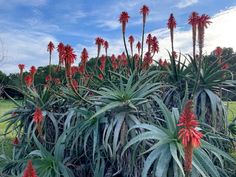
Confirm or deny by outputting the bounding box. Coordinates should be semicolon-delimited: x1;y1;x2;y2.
0;99;18;166
226;101;236;123
0;99;17;136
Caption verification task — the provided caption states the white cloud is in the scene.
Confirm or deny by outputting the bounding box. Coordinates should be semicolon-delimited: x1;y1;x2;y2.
96;20;120;30
152;6;236;59
63;10;87;24
177;0;198;8
0;30;58;74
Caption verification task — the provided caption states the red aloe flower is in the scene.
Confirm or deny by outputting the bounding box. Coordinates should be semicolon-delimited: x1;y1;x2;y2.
121;52;128;66
128;35;134;44
98;74;103;80
146;34;152;52
30;66;37;77
62;45;77;65
134;54;140;68
95;37;104;57
99;55;106;71
142;52;153;70
111;54;118;70
45;75;52;82
158;59;163;66
78;65;85;75
136;41;141;55
18;64;25;75
103;41;109;56
140;5;149;24
95;37;104;46
151;36;159;55
81;48;88;65
214;47;223;57
128;35;134;56
221;63;229;70
71;66;78;76
24;75;33;87
117;54;122;65
47;41;55;79
198;14;211;58
22;160;38;177
177;100;203;174
80;48;88;74
47;41;55;54
163;59;169;68
188;11;199;26
111;54;116;63
119;11;130;33
167;13;177;30
13;137;19;145
167;13;176;53
188;12;199;58
57;42;65;65
33;107;43;124
62;45;77;80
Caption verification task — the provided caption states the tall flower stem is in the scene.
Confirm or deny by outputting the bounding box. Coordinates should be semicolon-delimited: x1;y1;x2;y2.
192;27;197;61
123;32;129;61
140;5;149;66
184;144;193;176
47;41;54;82
95;52;100;70
49;53;52;78
140;22;145;61
193;14;211;96
167;13;177;81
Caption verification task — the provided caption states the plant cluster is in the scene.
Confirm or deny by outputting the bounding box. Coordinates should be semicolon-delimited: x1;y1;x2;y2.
0;5;236;177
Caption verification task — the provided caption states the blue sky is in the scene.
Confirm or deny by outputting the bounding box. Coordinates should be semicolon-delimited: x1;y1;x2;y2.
0;0;236;74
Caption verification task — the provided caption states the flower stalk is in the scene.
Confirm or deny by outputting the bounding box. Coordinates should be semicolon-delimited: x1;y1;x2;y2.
178;100;203;175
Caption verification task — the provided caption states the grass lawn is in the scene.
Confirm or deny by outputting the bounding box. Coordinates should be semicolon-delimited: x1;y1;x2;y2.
225;101;236;123
0;99;17;136
0;99;18;168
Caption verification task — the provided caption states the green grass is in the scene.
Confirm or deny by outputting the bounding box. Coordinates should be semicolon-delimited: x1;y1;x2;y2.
0;99;17;135
0;99;18;168
225;101;236;123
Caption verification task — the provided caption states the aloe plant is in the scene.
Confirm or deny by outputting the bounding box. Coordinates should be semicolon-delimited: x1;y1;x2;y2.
122;98;236;177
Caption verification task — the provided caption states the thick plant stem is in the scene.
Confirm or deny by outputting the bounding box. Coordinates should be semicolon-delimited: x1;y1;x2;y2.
184;144;193;177
170;29;174;54
95;49;100;70
49;53;52;78
192;50;203;96
123;32;129;59
130;44;133;57
140;22;145;67
192;27;196;61
123;32;131;70
20;74;23;90
170;29;177;81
